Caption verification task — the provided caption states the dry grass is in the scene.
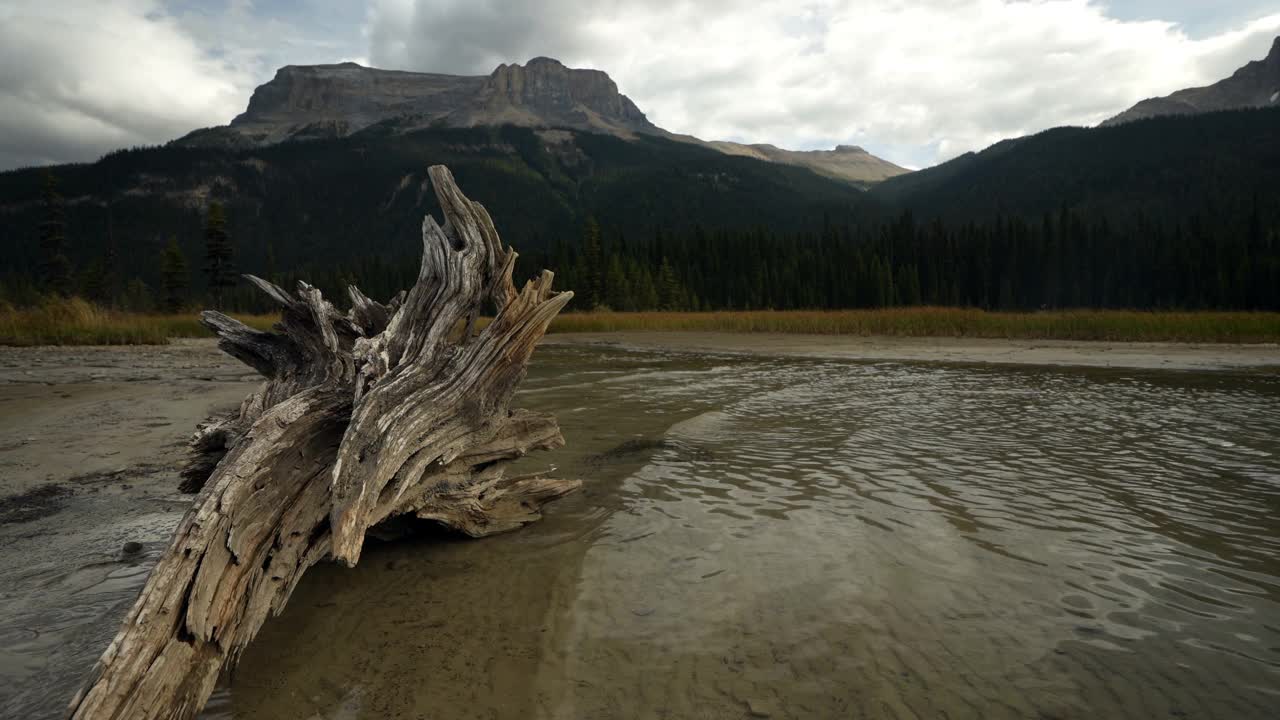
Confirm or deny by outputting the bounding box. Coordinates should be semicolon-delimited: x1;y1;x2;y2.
0;298;277;346
3;301;1277;346
546;308;1280;344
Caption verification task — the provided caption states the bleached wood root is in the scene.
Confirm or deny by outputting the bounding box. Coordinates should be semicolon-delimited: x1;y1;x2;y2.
69;165;576;720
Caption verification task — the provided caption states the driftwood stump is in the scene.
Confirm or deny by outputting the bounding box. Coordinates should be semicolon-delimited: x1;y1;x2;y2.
67;166;578;720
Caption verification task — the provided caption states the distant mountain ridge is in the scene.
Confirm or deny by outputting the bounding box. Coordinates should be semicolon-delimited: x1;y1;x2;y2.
0;123;886;306
871;106;1280;222
186;57;660;146
1103;36;1280;126
870;36;1280;220
707;142;907;184
179;57;908;185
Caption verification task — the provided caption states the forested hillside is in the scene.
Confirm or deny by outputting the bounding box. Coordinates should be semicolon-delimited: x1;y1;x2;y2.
539;205;1280;312
4;108;1280;313
0;125;876;309
870;108;1280;223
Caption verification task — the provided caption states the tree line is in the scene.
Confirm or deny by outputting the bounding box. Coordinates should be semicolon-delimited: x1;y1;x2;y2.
540;205;1280;312
6;169;1279;314
8;171;239;312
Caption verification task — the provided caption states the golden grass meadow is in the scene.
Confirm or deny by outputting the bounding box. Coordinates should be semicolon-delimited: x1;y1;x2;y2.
4;299;1279;346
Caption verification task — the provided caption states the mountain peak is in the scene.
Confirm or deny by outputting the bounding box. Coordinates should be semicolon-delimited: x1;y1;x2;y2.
491;57;568;73
276;61;368;74
181;58;906;185
1266;35;1280;65
1104;35;1280;126
215;57;656;144
479;57;653;133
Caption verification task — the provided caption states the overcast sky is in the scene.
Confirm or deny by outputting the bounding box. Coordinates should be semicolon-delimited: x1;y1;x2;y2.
1;1;1277;171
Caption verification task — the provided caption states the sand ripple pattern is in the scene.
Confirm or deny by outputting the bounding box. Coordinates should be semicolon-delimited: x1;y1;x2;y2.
556;356;1280;719
208;348;1280;720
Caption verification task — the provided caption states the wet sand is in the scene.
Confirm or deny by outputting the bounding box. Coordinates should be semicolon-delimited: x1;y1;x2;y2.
2;337;1279;718
545;332;1280;371
0;340;259;717
213;343;1280;719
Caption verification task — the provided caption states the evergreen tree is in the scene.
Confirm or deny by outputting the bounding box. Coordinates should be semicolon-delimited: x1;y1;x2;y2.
604;255;631;311
658;257;681;310
101;214;121;307
579;217;604;310
203;202;235;309
265;242;278;282
122;278;154;312
633;266;659;310
516;207;1280;313
37;170;72;296
896;264;923;306
81;261;108;304
160;238;190;313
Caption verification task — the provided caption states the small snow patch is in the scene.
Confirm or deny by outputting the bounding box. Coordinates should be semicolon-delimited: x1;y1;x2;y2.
1271;91;1279;104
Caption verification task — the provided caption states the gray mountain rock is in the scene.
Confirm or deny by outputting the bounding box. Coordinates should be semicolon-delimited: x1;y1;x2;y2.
178;57;905;185
1103;36;1280;126
213;57;659;145
708;142;908;185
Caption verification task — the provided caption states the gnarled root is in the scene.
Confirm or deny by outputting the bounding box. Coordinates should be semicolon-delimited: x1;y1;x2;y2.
68;165;577;720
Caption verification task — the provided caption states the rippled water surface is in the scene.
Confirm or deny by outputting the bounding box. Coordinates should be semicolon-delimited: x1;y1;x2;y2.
189;346;1280;720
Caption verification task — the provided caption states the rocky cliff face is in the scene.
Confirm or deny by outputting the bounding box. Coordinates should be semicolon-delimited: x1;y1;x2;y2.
473;57;657;134
709;142;908;185
179;57;904;185
208;58;659;145
1103;36;1280;126
227;63;483;143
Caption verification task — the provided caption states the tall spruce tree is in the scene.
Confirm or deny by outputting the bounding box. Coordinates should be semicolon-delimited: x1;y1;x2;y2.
604;255;631;311
101;206;120;306
203;202;235;309
580;217;604;310
81;261;108;304
122;278;154;312
37;170;72;296
658;257;681;311
160;238;189;313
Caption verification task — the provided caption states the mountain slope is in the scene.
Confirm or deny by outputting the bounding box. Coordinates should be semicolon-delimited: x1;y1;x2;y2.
708;142;908;186
181;57;660;147
0;125;882;302
871;107;1280;222
1103;36;1280;126
179;57;904;186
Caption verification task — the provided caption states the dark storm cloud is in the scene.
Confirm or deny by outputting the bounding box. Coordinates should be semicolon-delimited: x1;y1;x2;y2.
1;0;1278;171
0;0;364;171
364;0;1280;168
0;1;252;170
367;0;598;75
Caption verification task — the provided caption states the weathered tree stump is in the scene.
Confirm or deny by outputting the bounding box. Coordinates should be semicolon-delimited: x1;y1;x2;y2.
67;166;577;720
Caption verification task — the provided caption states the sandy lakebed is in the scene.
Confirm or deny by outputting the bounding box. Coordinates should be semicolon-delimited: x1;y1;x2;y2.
544;331;1280;371
1;334;1278;718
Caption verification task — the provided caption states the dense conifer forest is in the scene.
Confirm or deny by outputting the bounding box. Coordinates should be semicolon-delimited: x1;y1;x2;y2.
871;108;1280;225
539;205;1280;312
1;109;1278;312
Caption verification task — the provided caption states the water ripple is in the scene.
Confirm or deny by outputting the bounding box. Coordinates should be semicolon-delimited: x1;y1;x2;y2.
569;354;1280;717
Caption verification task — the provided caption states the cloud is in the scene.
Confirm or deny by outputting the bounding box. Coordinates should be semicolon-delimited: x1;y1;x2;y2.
0;0;256;170
366;0;1280;167
168;0;368;74
1;1;1276;171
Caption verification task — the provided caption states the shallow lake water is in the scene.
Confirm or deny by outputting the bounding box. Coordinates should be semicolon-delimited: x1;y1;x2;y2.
191;346;1280;720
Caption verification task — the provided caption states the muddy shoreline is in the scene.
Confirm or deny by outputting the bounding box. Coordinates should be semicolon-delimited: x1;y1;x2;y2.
2;337;1278;718
0;340;259;717
545;331;1280;371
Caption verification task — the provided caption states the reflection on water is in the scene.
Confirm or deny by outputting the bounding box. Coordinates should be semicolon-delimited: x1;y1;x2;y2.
205;348;1277;717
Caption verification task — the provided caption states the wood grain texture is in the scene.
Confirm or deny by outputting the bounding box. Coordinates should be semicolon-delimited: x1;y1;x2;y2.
68;165;578;720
